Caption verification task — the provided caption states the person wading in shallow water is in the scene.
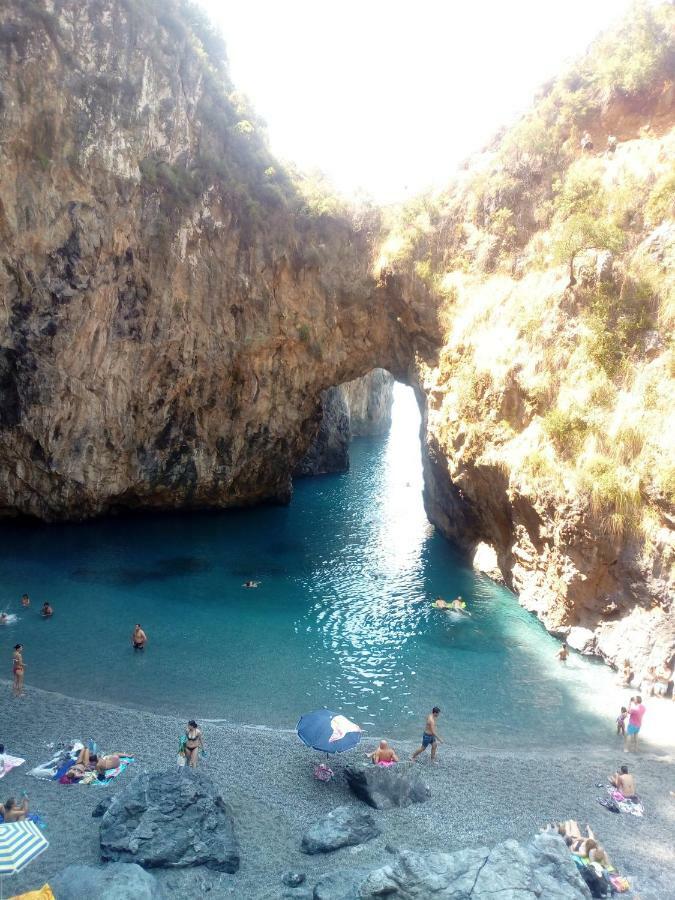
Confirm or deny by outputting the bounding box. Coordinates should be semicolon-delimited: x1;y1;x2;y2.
12;644;25;697
411;707;443;762
131;623;147;651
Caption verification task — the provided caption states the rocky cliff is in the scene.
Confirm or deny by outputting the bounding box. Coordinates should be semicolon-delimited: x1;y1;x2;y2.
0;0;673;673
0;0;438;519
384;3;675;673
294;368;394;477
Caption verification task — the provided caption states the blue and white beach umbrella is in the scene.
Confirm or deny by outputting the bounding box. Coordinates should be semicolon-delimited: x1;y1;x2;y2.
297;708;362;754
0;820;49;898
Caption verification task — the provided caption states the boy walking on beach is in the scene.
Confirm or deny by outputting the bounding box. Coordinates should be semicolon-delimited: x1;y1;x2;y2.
411;706;443;762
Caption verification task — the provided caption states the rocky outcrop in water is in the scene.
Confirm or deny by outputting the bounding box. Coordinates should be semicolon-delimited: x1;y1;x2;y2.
0;0;438;521
294;368;394;476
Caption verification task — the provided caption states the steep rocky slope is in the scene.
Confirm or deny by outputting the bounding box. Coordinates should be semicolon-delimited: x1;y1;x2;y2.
0;0;438;519
384;3;675;671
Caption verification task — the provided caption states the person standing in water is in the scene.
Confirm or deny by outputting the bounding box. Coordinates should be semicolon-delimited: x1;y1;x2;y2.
131;624;147;651
411;707;443;762
12;644;25;697
557;642;569;662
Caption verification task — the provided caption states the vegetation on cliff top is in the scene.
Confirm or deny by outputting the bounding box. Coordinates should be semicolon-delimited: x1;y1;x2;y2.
387;1;675;539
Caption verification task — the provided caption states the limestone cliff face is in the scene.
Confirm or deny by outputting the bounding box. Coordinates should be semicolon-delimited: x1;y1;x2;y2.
342;368;394;436
0;0;438;519
294;369;394;477
389;4;675;673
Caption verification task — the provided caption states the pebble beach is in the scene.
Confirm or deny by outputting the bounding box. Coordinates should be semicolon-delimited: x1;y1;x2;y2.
2;681;674;899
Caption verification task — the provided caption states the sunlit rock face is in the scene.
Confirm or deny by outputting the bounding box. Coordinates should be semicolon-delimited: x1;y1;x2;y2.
295;369;395;476
0;0;439;520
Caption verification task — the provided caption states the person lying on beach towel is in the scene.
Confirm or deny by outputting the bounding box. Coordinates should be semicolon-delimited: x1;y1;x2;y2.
0;744;25;778
29;742;84;780
60;749;134;785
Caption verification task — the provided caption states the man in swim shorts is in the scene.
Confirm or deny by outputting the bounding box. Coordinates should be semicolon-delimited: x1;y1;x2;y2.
411;707;443;762
131;623;147;650
624;696;645;752
610;764;637;798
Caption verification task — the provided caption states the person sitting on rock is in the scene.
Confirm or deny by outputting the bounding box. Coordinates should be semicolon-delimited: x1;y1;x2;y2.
606;134;617;154
619;659;633;686
580;131;593;152
367;740;399;767
610;764;637;799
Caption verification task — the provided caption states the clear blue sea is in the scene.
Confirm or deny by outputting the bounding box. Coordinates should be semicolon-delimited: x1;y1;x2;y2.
0;385;616;747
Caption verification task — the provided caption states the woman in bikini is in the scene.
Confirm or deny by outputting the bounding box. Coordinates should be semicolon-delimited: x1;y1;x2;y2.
557;821;611;867
12;644;25;697
184;720;204;768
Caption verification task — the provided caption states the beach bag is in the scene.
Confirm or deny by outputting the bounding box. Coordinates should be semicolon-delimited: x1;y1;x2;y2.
313;763;334;782
579;864;608;897
177;735;187;767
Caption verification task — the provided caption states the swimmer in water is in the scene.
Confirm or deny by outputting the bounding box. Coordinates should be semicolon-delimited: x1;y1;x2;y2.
41;602;53;618
131;623;147;651
243;580;259;589
0;613;8;625
21;594;30;608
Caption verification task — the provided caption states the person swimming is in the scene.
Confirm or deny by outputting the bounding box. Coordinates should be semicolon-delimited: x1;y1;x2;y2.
243;580;259;589
0;613;7;625
433;596;469;614
41;602;53;618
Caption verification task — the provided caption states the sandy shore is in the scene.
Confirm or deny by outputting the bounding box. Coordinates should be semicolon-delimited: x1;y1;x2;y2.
1;682;674;899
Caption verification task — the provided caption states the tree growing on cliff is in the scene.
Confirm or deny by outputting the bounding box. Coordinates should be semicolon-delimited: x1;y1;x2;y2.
554;213;625;286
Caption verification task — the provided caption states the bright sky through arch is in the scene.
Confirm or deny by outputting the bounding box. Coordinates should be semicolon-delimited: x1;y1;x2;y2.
200;0;643;203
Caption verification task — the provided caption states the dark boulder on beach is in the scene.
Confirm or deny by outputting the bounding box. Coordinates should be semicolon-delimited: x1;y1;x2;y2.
313;868;372;900
300;805;380;854
324;833;592;899
345;763;431;809
99;768;240;872
51;862;165;899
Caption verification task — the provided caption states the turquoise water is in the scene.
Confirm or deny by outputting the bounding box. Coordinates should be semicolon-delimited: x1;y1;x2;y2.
0;386;614;747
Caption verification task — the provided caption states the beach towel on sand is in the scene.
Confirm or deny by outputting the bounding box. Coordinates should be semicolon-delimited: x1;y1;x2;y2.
29;743;83;780
9;885;54;900
598;785;644;816
0;753;26;778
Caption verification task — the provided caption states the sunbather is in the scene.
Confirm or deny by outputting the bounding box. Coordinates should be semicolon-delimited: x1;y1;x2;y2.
367;740;399;766
0;796;29;822
557;821;612;868
77;747;125;775
610;765;637;798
